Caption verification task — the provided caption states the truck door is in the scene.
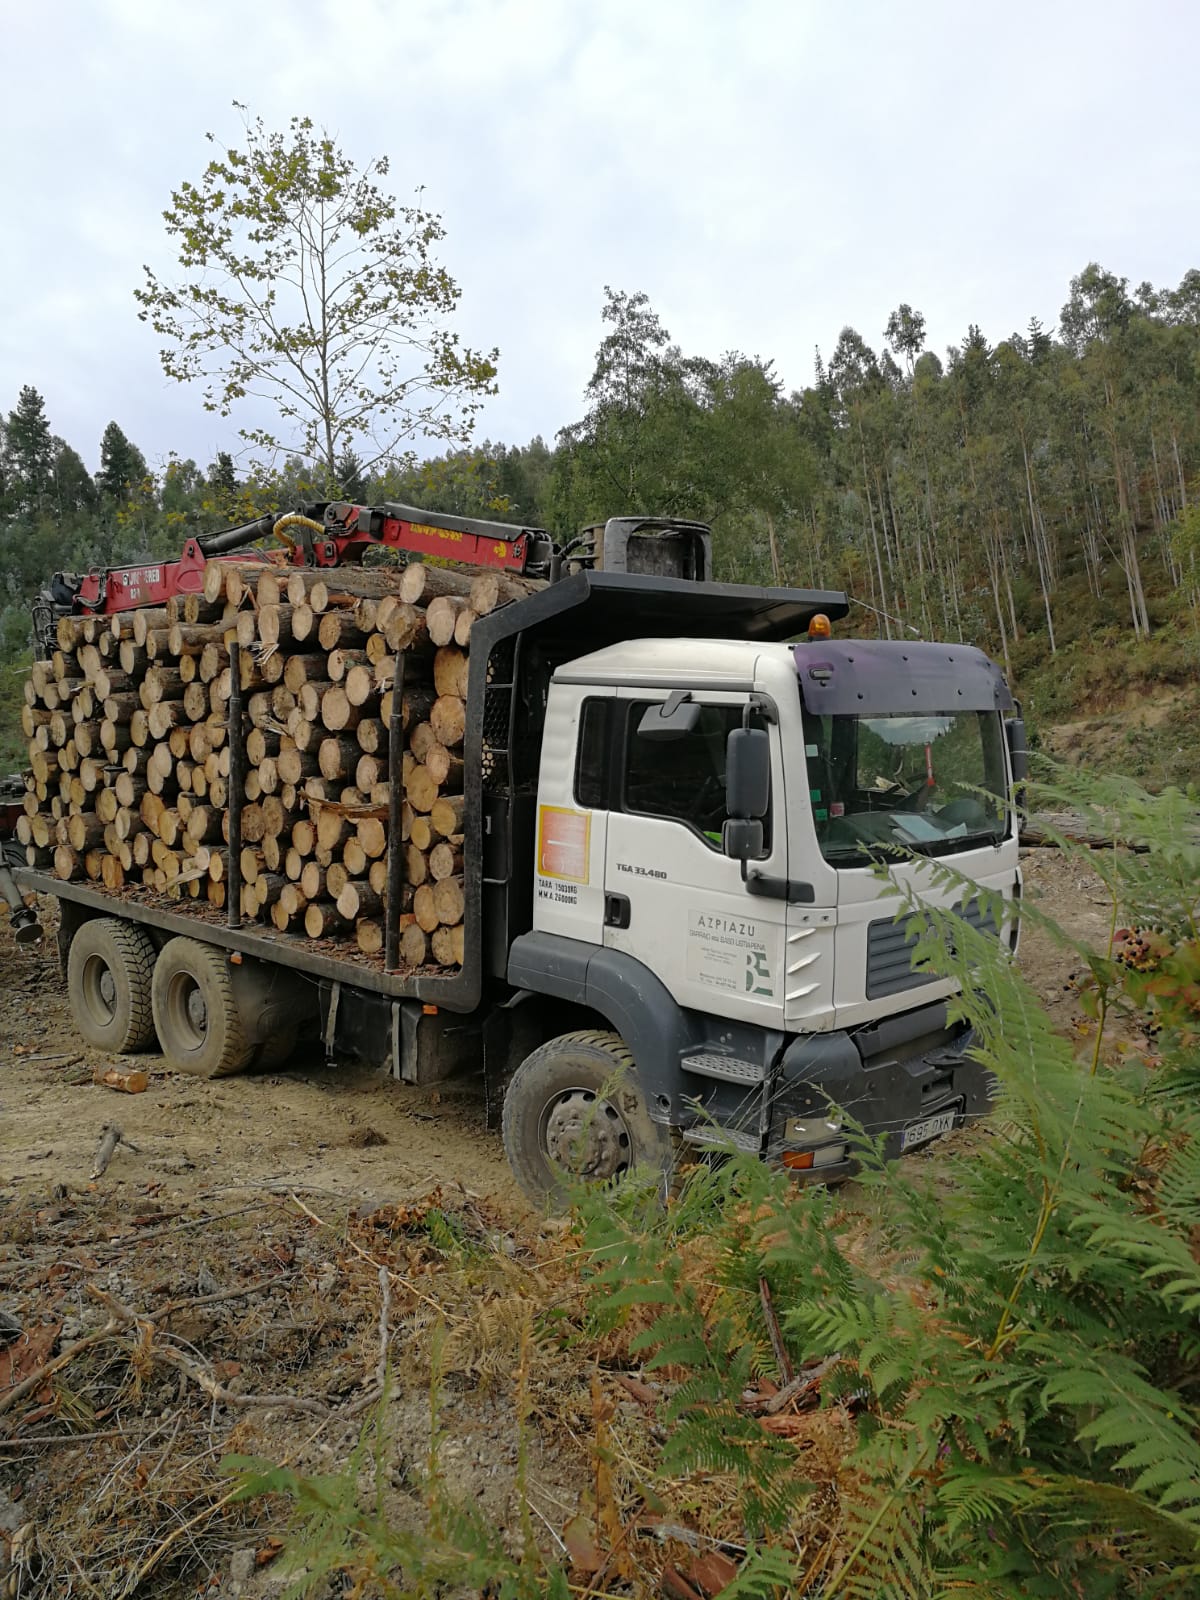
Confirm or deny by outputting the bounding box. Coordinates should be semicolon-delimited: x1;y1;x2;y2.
602;692;789;1028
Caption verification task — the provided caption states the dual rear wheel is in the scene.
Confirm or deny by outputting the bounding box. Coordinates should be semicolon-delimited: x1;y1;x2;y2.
65;921;297;1076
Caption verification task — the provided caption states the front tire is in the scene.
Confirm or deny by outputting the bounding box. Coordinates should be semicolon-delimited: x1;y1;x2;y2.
151;937;255;1078
502;1029;670;1207
66;918;158;1053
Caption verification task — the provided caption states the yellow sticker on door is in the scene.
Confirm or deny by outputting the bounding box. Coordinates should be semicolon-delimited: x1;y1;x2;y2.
538;806;591;882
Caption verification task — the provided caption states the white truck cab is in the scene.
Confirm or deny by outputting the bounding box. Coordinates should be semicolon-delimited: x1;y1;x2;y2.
506;623;1020;1190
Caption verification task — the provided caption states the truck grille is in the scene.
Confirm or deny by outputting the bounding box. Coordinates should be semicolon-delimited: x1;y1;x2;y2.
865;897;998;1000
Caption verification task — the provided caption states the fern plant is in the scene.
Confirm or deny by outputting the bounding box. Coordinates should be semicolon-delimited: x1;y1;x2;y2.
577;767;1200;1598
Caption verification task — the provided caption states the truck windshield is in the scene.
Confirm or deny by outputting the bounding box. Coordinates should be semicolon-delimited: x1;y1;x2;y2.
801;707;1008;863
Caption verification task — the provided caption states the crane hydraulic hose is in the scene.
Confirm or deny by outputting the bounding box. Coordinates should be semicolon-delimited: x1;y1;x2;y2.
271;513;326;554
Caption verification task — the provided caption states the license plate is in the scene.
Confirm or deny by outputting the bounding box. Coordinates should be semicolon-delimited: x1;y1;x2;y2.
901;1107;958;1151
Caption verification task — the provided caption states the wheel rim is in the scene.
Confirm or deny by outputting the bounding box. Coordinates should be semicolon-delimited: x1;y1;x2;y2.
165;970;208;1052
540;1087;633;1182
81;954;117;1026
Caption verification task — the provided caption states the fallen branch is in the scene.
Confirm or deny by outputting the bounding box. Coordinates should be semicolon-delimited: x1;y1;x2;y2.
744;1353;842;1416
157;1269;295;1322
759;1274;793;1385
89;1287;330;1419
345;1264;393;1420
374;1264;391;1390
89;1124;140;1180
0;1317;123;1416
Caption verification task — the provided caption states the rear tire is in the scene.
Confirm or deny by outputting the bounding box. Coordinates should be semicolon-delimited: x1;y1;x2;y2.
66;918;158;1053
151;937;255;1078
502;1029;671;1208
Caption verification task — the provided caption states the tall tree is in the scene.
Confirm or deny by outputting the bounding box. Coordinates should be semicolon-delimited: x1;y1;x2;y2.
554;288;713;524
96;422;148;503
3;386;54;516
1061;264;1151;635
135;104;498;479
50;439;97;519
207;451;238;495
335;448;367;503
885;303;927;373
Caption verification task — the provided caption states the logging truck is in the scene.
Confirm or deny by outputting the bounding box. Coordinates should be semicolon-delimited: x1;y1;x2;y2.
5;505;1026;1204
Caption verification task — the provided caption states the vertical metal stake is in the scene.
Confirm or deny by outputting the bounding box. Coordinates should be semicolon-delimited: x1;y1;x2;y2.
384;653;407;971
227;641;245;929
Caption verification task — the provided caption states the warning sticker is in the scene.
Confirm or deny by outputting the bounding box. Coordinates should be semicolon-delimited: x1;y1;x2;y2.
687;909;778;999
537;807;590;883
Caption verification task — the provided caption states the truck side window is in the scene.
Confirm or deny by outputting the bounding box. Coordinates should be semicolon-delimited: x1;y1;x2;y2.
624;702;754;848
574;698;612;809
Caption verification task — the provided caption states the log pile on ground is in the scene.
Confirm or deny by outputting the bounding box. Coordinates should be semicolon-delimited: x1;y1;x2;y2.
16;557;540;972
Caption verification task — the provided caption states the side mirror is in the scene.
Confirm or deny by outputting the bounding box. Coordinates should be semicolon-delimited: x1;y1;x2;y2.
723;817;764;862
726;726;770;819
637;696;701;741
1005;716;1028;810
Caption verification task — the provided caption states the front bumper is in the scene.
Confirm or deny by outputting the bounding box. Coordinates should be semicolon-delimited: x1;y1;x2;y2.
766;1008;992;1177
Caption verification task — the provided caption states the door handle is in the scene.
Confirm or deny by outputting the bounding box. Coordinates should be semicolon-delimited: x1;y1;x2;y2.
604;893;631;929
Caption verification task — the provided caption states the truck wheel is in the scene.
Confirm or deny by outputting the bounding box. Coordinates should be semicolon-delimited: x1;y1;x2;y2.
502;1030;670;1207
66;918;158;1053
151;937;255;1078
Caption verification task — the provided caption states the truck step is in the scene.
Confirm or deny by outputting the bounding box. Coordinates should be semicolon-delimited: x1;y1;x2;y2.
682;1124;762;1154
681;1052;766;1085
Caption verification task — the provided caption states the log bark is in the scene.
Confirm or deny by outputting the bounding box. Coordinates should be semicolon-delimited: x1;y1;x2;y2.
432;875;465;925
426;595;469;646
382;603;430;654
317;611;366;651
258;604;295;648
343;663;378;707
54;845;82;880
356;815;387;858
404;764;439;814
148;701;187;741
469;569;545;615
283;653;329;692
430;695;466;749
431;924;465;966
430;840;464;881
400;923;429;967
356;717;385;754
318;735;361;779
336;881;382;921
277;745;321;786
300;862;327;901
168;622;224;657
131;608;169;647
425;748;463;791
433;647;470;699
399;563;475;604
430;793;465;837
413;883;440;933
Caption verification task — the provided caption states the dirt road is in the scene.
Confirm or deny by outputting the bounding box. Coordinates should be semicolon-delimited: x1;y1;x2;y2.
0;912;526;1220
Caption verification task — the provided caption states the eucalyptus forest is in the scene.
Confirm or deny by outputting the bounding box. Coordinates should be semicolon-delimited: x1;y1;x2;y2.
5;259;1200;778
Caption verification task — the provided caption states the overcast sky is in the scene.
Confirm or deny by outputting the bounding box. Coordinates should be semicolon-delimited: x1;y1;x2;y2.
2;0;1197;475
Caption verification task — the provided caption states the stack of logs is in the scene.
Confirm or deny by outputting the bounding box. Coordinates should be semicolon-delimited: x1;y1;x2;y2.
16;556;540;971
